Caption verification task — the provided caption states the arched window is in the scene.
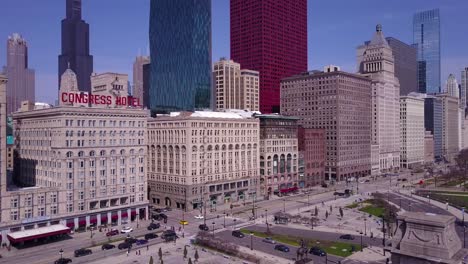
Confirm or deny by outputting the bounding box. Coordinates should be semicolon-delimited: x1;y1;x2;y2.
287;154;292;173
78;151;84;157
192;146;198;152
89;151;95;157
273;155;278;174
66;151;73;158
100;150;106;156
120;149;125;155
280;154;286;173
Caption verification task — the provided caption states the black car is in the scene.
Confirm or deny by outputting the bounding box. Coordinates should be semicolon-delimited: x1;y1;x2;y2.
152;213;168;221
145;233;158;240
321;183;328;188
154;208;162;213
101;243;115;250
339;234;355;240
199;224;209;231
274;244;290;252
333;192;345;196
125;237;138;244
161;230;177;239
310;246;327;256
74;248;92;257
147;222;161;230
54;258;72;264
232;230;245;238
118;242;131;250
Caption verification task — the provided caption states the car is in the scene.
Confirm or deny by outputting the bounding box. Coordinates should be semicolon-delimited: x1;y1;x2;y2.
199;224;209;231
179;220;189;225
365;179;370;183
262;237;276;244
154;208;163;213
54;258;72;264
165;207;172;211
321;183;328;188
101;243;115;250
401;178;408;182
232;230;245;238
339;234;355;240
310;246;327;256
274;244;290;252
161;230;177;239
74;248;92;257
120;226;133;233
333;192;345;196
145;233;158;240
136;239;148;245
152;213;168;221
118;242;131;250
194;214;204;219
147;222;160;230
106;228;119;236
125;237;138;244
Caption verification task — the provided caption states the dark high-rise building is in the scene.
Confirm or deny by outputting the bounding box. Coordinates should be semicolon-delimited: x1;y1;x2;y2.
424;96;443;159
231;0;307;114
3;33;35;115
386;38;417;96
58;0;93;92
149;0;212;113
413;9;441;94
143;63;151;109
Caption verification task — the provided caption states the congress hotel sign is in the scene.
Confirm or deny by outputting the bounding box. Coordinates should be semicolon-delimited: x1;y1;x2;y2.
61;92;142;107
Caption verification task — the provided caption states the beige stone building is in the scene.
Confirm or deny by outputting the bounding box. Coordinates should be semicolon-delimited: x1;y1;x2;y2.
400;95;425;168
147;111;260;211
424;131;435;164
438;94;460;162
213;58;259;111
91;72;129;108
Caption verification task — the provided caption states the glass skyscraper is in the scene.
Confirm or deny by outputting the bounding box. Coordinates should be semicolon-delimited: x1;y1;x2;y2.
413;9;441;94
149;0;212;113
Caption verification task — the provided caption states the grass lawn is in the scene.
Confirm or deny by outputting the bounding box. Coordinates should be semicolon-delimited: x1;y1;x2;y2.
240;229;361;257
359;205;384;217
345;203;359;209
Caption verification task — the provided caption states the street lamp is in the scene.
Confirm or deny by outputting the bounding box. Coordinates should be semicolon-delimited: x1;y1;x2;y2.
223;211;226;228
265;209;269;233
360;232;363;252
307;194;310;208
283;198;286;213
59;248;64;261
90;227;94;238
364;218;367;236
427;195;430;203
233;219;237;230
212;222;215;237
250;232;254;250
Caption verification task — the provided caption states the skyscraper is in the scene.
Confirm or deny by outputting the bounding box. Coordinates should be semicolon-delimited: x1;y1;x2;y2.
386;38;418;96
231;0;307;114
413;9;441;94
3;33;35;115
149;0;212;113
461;67;468;111
133;56;150;107
444;74;459;98
58;0;93;92
357;25;400;175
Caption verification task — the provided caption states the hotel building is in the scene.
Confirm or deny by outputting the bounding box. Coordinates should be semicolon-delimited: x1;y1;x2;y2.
400;95;425;168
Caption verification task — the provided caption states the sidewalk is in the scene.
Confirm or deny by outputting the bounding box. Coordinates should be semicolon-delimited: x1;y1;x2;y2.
344;247;388;263
399;189;464;219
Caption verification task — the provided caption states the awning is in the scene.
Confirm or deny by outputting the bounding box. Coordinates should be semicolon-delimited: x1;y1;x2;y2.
121;212;128;218
131;211;137;216
8;225;70;243
280;187;298;193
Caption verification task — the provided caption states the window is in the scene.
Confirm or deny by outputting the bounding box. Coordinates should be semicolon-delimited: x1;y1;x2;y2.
24;208;33;219
51;205;58;215
38;207;45;216
10;198;18;208
25;197;32;206
10;211;18;221
50;194;57;203
79;191;84;200
67;204;73;213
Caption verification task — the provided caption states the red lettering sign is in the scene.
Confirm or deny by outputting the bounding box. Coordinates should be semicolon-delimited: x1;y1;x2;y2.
60;92;142;107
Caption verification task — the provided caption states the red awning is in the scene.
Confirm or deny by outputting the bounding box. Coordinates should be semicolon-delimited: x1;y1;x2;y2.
8;225;70;243
90;218;97;224
101;215;108;222
121;212;128;218
78;220;86;226
66;223;75;228
280;187;299;193
131;211;137;216
111;215;118;220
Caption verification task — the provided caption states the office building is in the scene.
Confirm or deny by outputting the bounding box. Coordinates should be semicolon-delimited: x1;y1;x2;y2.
357;25;401;174
4;33;35;115
423;95;443;160
258;114;299;198
298;127;325;187
424;131;434;164
149;0;212;113
400;95;425;168
386;38;417;96
231;0;307;114
0;75;7;195
58;0;93;92
147;111;260;211
437;94;460;162
444;74;459;98
213;58;259;111
143;63;151;109
281;66;372;181
133;56;150;108
462;68;468;111
413;9;441;94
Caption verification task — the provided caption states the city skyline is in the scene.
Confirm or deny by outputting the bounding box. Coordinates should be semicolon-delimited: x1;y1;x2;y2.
0;0;466;105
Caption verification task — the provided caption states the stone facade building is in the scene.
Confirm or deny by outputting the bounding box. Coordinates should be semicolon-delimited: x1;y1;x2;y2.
357;25;401;175
298;127;325;187
257;114;299;198
438;94;461;162
424;131;435;164
213;58;259;111
147;111;260;211
91;72;129;108
400;95;425;168
281;66;372;181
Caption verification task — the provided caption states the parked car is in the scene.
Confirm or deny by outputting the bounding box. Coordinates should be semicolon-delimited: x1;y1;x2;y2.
231;230;245;238
120;226;133;233
106;228;119;236
101;243;115;250
118;242;131;250
161;230;177;239
333;192;345;196
262;237;276;244
147;222;160;230
145;233;158;240
321;183;328;188
179;220;189;225
339;234;355;240
310;247;327;256
54;258;72;264
274;244;290;252
125;237;138;244
74;248;92;257
194;215;204;219
199;224;209;231
152;213;168;221
136;239;149;246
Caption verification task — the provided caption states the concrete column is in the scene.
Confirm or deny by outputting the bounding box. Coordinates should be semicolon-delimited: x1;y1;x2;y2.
97;215;101;226
117;211;122;225
145;206;149;221
107;211;112;225
127;208;131;223
74;217;79;230
85;215;90;228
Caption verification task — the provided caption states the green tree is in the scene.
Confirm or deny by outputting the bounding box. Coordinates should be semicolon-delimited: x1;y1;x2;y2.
158;247;163;260
149;256;154;264
314;206;318;216
194;249;199;262
339;207;344;218
188;258;193;264
183;245;188;259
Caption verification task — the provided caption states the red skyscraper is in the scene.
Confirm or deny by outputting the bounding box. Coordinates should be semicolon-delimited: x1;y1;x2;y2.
230;0;307;114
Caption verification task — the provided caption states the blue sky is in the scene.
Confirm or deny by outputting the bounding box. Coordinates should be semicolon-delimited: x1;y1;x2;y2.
0;0;467;104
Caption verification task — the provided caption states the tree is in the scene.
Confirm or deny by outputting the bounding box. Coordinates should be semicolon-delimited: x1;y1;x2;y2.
325;211;329;219
188;258;193;264
194;249;199;262
149;256;154;264
158;247;163;260
183;245;188;259
314;206;318;216
339;207;344;218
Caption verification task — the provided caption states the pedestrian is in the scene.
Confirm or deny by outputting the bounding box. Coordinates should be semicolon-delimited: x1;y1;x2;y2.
126;251;129;257
147;245;149;251
136;251;138;256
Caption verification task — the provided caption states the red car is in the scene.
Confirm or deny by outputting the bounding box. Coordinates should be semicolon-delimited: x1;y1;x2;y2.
106;228;119;236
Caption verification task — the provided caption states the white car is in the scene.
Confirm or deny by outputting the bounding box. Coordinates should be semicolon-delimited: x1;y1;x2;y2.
120;226;133;233
194;215;204;219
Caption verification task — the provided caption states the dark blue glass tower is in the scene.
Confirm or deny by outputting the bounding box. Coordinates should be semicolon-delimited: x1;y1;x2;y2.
413;9;441;94
149;0;212;113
